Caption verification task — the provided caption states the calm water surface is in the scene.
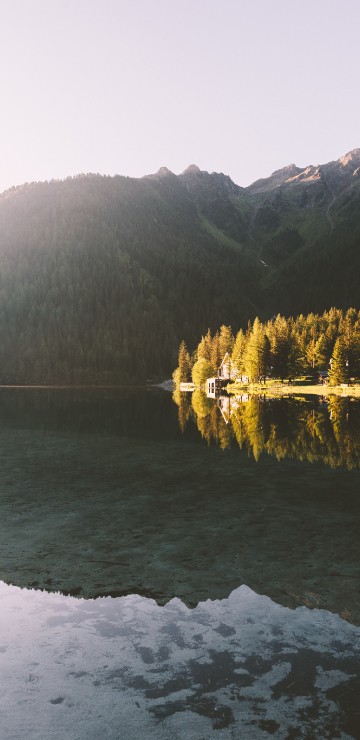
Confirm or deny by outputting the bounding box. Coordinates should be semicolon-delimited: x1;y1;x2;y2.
0;388;359;738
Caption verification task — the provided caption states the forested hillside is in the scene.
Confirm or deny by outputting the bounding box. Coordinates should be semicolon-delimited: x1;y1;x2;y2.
0;149;359;384
0;174;260;383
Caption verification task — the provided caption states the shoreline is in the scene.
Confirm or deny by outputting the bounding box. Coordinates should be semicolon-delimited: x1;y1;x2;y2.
0;381;359;398
227;383;360;398
0;383;161;391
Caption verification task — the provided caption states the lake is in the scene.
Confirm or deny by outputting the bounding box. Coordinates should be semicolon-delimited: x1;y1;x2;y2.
0;388;359;738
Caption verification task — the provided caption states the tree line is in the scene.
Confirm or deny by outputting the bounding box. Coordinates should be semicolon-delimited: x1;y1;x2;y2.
174;307;360;386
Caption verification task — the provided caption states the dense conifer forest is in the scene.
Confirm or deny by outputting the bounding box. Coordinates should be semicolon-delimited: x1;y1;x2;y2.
0;175;260;383
174;308;360;386
0;151;359;384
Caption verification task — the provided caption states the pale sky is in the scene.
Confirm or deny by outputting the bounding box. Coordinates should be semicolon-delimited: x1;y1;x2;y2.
0;0;359;192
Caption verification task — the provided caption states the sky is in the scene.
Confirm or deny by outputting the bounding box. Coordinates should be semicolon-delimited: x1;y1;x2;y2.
0;0;359;192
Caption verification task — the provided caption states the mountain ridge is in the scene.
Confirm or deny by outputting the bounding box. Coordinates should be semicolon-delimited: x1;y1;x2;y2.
0;148;359;383
3;147;360;199
143;147;360;192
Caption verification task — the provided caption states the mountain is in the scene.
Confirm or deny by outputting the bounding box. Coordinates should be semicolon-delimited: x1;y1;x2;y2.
248;148;360;196
245;149;360;313
0;150;359;383
0;173;261;384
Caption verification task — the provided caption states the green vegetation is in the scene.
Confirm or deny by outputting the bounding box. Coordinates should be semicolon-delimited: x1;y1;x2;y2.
191;358;213;386
174;308;360;386
172;340;191;386
0;155;359;385
0;174;261;384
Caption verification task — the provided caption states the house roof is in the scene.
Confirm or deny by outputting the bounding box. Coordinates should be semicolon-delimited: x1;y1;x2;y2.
220;352;232;366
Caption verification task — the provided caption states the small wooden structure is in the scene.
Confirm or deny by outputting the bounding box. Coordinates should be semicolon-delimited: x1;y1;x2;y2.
218;352;238;381
206;377;226;398
206;353;245;398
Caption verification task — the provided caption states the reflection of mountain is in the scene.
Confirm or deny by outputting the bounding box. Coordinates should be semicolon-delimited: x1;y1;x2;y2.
2;581;359;738
174;392;360;469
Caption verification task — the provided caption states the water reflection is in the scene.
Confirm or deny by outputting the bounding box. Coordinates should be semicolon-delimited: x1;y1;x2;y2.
0;389;359;625
174;390;360;468
1;581;359;739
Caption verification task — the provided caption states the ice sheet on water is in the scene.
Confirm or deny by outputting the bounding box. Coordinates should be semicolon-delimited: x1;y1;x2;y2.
0;581;359;739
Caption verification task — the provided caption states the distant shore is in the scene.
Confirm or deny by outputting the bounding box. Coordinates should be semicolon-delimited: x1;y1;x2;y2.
1;381;359;398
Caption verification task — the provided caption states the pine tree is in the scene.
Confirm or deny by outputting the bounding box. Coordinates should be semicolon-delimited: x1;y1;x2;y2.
244;318;270;382
314;333;331;368
218;325;234;358
197;329;212;362
176;340;191;383
210;331;221;374
340;308;360;378
352;319;360;377
329;337;348;385
268;314;291;380
232;328;247;378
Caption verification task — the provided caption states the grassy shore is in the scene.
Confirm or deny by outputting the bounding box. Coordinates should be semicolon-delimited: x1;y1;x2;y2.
227;381;360;398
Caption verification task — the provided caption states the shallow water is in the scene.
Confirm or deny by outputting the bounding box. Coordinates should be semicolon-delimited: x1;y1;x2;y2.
1;581;359;739
0;388;359;738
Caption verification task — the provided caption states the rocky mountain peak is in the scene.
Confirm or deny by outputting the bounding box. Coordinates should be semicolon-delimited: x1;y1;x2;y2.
338;149;360;167
272;164;301;178
182;164;202;176
246;163;302;194
142;166;175;181
285;165;322;185
156;166;174;177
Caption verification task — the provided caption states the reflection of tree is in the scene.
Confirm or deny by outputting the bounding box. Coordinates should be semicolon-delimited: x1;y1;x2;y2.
175;391;360;469
192;388;213;418
328;397;360;468
172;388;192;433
191;390;232;448
237;397;267;460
